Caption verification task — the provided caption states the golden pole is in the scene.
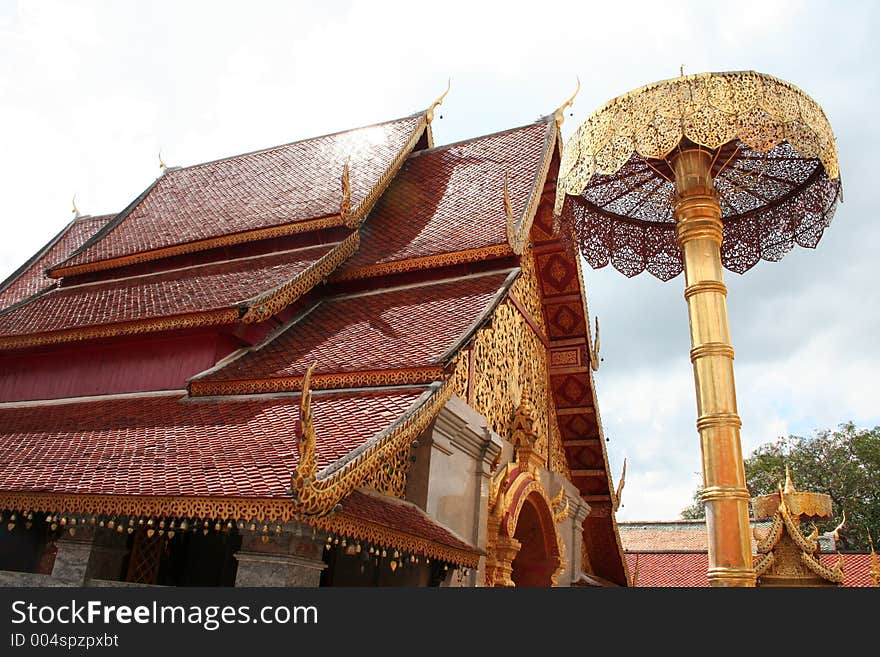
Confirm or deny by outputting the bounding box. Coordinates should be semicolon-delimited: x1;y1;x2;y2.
672;147;755;587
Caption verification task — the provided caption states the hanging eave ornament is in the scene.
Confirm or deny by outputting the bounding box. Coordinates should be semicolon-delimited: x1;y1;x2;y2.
554;70;841;587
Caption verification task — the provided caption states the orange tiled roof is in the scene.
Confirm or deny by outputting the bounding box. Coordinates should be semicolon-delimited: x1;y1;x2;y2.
195;269;515;390
336;120;554;279
626;552;877;587
0;388;428;499
0;214;114;310
0;243;337;342
52;114;426;274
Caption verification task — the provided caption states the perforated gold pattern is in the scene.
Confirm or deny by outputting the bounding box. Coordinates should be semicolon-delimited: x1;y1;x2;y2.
510;250;547;334
189;367;443;397
555;71;842;279
468;301;550;459
556;71;838;212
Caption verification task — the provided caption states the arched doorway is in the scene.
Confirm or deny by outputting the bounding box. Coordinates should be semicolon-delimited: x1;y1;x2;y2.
511;492;559;587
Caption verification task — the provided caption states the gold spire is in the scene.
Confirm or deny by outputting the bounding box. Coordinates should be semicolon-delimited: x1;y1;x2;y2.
868;529;879;587
783;464;796;494
589;316;600;372
71;194;80;219
426;78;450;125
832;509;846;543
553;77;580;128
158;150;167;170
294;362;319;488
340;159;353;226
613;457;626;512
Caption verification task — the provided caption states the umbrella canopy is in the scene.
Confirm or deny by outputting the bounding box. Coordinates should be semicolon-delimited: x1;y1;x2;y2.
555;71;841;280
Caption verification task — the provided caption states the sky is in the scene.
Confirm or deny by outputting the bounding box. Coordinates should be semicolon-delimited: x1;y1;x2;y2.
1;0;877;520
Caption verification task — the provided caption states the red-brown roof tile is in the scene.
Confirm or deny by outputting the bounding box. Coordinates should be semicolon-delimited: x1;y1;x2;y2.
336;120;554;277
0;215;114;310
625;551;876;587
0;388;428;499
0;243;335;339
341;489;479;555
53;115;426;272
199;270;514;385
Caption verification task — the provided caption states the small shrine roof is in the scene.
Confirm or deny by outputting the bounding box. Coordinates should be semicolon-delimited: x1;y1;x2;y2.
323;488;481;565
335;119;554;280
0;387;428;499
0;214;114;311
0;242;340;347
193;269;516;393
50;114;427;276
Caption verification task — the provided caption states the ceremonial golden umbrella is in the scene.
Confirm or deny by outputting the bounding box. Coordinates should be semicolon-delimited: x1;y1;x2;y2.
554;71;841;587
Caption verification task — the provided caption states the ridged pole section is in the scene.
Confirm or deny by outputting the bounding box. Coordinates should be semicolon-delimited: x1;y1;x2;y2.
672;148;755;587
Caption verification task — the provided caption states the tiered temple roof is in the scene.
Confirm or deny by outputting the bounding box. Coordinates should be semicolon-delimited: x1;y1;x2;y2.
0;104;626;582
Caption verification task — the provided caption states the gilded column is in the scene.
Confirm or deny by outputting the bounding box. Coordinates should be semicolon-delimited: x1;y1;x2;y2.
672;148;755;587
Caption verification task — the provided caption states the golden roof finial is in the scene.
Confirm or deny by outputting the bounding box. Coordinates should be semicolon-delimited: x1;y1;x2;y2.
158;150;167;170
553;77;580;128
296;361;319;482
832;509;846;544
589;316;601;371
426;78;450;125
783;464;796;494
680;64;685;78
868;529;879;587
613;457;627;512
340;158;353;226
71;194;80;219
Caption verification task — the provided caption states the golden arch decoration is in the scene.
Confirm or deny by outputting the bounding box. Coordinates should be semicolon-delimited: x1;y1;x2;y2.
484;395;568;587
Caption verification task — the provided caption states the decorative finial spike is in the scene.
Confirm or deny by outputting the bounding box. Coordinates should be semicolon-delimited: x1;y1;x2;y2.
158;150;167;170
340;158;353;226
589;316;601;371
613;457;627;512
783;464;796;494
680;64;685;78
832;509;846;543
554;76;580;128
71;194;80;219
295;361;319;483
426;78;451;124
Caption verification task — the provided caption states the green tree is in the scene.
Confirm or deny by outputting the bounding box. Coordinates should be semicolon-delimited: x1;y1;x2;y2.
679;422;880;551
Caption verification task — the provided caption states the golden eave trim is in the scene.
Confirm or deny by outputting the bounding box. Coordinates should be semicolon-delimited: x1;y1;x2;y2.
0;308;241;350
48;215;346;279
0;492;300;524
240;231;360;323
349;114;429;226
292;374;459;515
311;511;480;569
333;244;515;282
189;366;444;397
2;233;360;350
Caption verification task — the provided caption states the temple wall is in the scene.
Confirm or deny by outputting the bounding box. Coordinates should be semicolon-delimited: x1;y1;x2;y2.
0;331;239;402
407;395;591;587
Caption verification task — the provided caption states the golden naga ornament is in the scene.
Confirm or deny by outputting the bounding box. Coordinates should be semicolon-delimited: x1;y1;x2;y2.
555;70;842;587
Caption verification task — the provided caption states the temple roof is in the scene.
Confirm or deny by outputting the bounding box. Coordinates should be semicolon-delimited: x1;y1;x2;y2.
335;120;554;281
0;387;428;499
0;241;350;348
625;552;876;587
192;269;515;394
0;214;114;311
49;114;427;277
